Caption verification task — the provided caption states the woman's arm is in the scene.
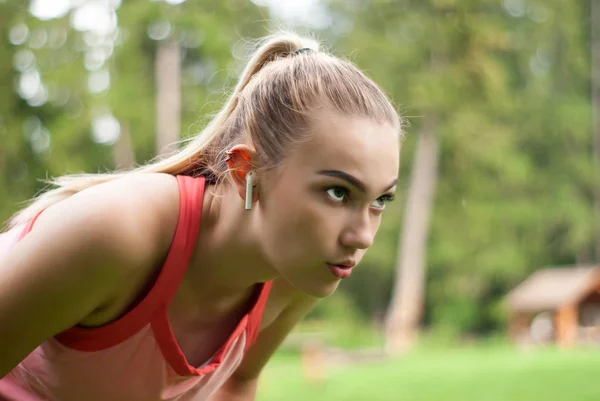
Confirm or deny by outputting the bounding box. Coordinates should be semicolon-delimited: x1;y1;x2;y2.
210;283;319;401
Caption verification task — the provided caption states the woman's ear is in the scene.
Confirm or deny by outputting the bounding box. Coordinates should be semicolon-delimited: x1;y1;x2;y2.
226;144;258;208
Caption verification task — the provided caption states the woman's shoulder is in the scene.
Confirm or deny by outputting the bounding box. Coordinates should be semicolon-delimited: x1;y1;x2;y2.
0;173;186;373
35;173;181;272
27;173;184;322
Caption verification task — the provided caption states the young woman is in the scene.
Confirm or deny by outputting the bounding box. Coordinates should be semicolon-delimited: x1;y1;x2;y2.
0;32;402;401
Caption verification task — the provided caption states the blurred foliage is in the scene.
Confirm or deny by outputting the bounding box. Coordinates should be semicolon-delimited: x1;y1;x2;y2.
0;0;268;221
1;0;597;338
324;0;594;335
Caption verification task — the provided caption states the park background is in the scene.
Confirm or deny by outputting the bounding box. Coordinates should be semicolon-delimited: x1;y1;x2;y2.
2;0;600;399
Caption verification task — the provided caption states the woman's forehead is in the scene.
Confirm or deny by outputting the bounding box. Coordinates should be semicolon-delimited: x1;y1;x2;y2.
287;112;400;185
310;109;398;144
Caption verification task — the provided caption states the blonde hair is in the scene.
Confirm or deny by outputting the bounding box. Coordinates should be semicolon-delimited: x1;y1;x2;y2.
8;31;401;228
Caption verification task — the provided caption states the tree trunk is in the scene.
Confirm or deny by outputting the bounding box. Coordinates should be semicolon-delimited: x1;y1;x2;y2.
155;39;181;156
591;0;600;262
385;116;440;355
111;120;135;170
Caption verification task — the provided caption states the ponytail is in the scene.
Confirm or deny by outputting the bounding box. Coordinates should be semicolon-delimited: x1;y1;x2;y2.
7;32;321;228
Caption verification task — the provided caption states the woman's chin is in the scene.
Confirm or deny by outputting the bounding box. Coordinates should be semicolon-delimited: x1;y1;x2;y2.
274;266;342;298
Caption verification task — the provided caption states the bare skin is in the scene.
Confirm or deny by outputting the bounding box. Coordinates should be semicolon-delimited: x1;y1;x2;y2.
0;109;400;399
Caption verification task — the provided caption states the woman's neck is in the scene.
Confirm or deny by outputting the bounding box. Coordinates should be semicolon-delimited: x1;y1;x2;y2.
177;183;279;305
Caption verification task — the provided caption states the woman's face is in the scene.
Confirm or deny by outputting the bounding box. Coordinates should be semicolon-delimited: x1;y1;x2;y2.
256;109;400;298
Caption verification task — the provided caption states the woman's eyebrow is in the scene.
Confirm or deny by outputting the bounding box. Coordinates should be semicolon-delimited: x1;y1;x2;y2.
317;170;397;193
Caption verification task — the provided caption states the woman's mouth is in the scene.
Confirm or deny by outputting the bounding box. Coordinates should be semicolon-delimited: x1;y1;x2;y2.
327;261;356;279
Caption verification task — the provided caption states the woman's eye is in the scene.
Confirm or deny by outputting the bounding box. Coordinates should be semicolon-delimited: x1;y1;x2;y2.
326;187;348;202
371;194;395;210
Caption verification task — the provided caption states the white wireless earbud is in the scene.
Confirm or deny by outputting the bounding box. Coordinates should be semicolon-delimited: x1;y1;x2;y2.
245;171;256;210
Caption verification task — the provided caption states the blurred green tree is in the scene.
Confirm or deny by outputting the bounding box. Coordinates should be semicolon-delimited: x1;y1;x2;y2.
323;0;594;342
1;0;268;225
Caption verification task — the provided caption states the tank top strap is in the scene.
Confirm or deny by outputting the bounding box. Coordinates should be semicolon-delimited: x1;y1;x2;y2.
152;175;206;307
244;280;274;349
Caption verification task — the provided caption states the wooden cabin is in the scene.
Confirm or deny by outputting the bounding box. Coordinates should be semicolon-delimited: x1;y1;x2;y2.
505;265;600;348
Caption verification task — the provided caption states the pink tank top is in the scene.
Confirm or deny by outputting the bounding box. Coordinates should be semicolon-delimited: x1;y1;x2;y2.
0;175;273;401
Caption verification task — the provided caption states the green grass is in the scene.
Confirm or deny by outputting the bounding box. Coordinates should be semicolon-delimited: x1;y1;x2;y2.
256;344;600;401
